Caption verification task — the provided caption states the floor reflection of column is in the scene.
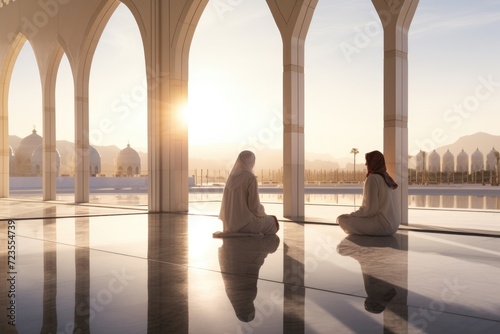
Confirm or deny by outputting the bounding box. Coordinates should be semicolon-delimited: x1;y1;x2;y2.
74;217;90;333
0;221;18;333
41;208;57;333
147;213;188;333
384;232;409;334
283;222;305;334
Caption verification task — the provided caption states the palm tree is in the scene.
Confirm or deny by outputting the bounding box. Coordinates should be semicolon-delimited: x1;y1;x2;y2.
350;148;359;182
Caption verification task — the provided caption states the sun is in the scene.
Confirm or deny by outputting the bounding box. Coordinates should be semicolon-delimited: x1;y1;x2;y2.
186;84;234;146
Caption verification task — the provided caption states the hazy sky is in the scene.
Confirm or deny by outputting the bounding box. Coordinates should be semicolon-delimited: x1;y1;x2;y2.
7;0;500;159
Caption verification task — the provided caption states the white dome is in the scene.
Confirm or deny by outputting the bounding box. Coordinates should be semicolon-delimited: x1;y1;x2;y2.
31;145;61;176
428;150;441;172
90;145;102;176
415;151;426;172
471;148;484;172
485;147;499;171
456;149;469;173
115;144;141;176
442;150;454;172
14;129;42;176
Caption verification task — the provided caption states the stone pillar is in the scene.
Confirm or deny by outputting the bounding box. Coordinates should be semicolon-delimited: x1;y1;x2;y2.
0;34;24;198
42;49;63;201
372;0;419;225
147;0;208;212
74;81;90;203
266;0;317;218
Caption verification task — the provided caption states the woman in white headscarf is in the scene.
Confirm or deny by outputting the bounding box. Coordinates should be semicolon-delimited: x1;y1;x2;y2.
219;150;279;234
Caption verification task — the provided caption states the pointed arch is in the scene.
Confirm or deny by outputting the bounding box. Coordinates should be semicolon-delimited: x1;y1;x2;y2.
0;33;29;197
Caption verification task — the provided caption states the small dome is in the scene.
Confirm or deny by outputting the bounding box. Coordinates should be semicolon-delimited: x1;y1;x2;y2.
115;144;141;176
442;150;454;172
485;147;499;171
428;150;441;173
456;149;469;173
90;145;102;176
415;151;426;172
471;148;484;172
14;129;42;176
31;145;61;176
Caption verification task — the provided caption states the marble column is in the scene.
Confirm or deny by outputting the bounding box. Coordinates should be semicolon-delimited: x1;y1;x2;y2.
372;0;419;225
147;0;208;212
267;0;317;218
42;49;64;201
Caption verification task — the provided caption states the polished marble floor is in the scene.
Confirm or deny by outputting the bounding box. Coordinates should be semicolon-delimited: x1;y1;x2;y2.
0;199;499;333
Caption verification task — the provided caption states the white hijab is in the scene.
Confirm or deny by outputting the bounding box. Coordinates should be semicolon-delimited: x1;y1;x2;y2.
225;150;256;190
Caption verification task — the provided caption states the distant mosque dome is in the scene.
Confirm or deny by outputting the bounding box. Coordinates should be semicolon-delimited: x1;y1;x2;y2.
485;147;499;171
415;151;426;172
427;150;441;173
9;146;14;176
89;145;102;176
456;149;469;173
471;148;484;172
442;150;454;172
14;129;42;176
115;144;141;176
31;145;61;176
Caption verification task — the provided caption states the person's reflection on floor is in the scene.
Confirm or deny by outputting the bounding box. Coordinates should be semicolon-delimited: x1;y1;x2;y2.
218;235;280;322
337;235;401;314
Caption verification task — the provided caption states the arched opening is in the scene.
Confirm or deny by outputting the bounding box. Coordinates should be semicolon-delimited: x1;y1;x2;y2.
88;3;147;204
188;0;282;206
8;40;43;199
304;1;383;218
56;53;75;199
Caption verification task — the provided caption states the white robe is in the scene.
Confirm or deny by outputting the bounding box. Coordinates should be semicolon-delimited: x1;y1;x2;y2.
337;174;400;236
219;171;267;233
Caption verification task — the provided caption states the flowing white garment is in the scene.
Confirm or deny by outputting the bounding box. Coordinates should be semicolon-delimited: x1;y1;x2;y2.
337;174;400;236
219;151;267;233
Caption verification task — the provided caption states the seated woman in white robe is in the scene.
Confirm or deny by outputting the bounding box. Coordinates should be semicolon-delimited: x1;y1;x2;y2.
218;150;279;235
337;150;400;236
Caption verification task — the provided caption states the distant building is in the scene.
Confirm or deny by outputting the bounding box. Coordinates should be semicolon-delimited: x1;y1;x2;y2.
456;149;469;173
415;150;426;172
89;145;102;176
428;150;440;172
486;147;499;171
471;148;484;173
31;145;61;176
442;150;454;172
13;129;42;176
115;144;141;176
